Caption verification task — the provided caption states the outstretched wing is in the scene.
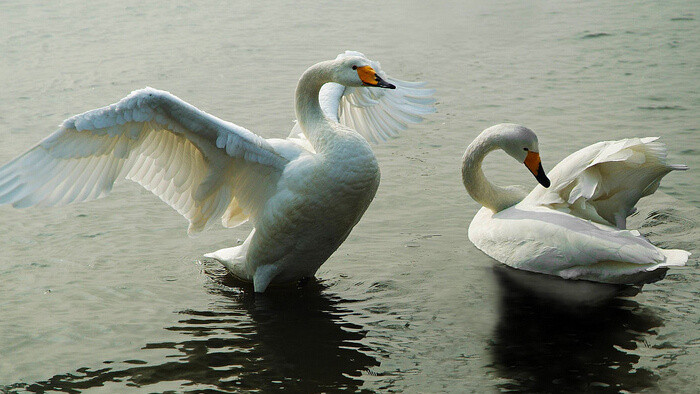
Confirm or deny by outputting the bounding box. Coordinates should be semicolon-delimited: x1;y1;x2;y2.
522;137;687;229
290;50;435;145
0;87;288;233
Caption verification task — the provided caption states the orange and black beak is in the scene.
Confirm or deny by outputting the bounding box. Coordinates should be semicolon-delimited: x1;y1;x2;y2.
524;151;550;188
356;66;396;89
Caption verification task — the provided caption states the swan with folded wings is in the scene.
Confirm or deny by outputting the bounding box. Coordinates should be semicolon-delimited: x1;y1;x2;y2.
0;51;435;292
462;123;689;284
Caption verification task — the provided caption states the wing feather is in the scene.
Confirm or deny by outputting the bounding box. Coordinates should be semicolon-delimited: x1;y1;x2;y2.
316;51;435;144
0;88;289;233
523;137;687;229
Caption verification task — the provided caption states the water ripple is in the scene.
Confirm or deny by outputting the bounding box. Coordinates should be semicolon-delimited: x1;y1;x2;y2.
638;105;687;111
6;269;379;393
580;32;612;39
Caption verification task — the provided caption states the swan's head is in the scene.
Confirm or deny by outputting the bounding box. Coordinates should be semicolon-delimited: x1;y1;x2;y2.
492;123;551;188
332;56;396;89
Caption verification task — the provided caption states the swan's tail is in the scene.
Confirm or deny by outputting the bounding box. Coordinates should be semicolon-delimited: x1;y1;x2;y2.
204;229;255;280
654;248;691;268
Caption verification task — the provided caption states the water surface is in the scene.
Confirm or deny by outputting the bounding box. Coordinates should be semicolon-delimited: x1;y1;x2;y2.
1;0;698;392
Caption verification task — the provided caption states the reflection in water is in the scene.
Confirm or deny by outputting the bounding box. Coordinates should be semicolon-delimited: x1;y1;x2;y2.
11;266;379;392
489;265;663;393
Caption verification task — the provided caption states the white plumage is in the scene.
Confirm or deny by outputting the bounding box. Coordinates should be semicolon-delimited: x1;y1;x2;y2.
0;88;285;234
463;123;689;284
521;137;688;229
0;51;435;292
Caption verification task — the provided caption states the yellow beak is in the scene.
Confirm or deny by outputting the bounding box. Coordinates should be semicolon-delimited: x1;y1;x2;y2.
356;66;396;89
524;151;550;187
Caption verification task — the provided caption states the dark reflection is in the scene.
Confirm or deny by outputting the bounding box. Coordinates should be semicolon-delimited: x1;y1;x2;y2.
11;265;379;393
489;264;663;393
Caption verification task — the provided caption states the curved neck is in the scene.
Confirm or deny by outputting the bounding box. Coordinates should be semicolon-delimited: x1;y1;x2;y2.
295;61;336;151
462;133;524;212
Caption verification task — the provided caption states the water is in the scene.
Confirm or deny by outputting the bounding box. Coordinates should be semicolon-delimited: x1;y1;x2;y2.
0;0;698;392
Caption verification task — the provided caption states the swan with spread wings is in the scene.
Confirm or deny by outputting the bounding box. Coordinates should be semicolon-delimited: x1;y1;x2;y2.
0;51;435;292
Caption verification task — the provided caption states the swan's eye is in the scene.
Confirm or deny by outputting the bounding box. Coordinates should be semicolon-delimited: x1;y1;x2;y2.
523;148;529;151
352;65;357;70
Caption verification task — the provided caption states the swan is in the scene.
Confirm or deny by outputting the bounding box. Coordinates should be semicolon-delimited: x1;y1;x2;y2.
0;51;435;292
462;123;690;284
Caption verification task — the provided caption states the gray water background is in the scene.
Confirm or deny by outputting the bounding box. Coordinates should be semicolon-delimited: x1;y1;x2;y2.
0;0;698;392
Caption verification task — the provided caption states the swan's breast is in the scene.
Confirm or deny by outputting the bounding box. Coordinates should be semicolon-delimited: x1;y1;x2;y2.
248;137;379;268
319;128;380;194
259;134;379;233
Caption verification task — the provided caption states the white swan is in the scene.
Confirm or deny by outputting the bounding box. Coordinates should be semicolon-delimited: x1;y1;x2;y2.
0;51;435;292
462;123;690;284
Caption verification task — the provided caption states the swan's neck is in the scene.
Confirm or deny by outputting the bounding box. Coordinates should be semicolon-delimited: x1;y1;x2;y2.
462;133;524;212
295;61;336;151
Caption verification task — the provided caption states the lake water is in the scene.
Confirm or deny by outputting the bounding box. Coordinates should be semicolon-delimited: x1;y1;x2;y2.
0;0;698;392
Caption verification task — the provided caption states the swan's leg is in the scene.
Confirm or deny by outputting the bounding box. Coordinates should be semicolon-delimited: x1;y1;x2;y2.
253;264;282;293
204;229;256;279
614;212;627;229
